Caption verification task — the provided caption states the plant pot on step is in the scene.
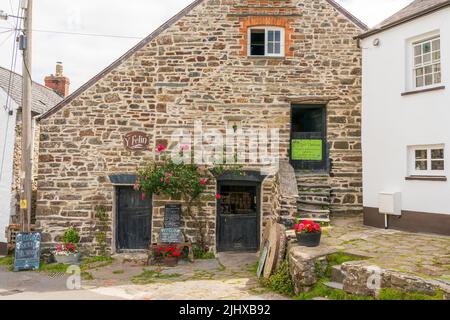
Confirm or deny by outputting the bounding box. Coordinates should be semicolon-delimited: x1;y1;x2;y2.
54;253;81;265
163;256;178;267
296;231;322;247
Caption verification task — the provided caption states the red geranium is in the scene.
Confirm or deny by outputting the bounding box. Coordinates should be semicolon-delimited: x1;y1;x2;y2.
215;194;221;200
199;179;207;186
156;145;167;153
155;245;181;258
294;220;321;234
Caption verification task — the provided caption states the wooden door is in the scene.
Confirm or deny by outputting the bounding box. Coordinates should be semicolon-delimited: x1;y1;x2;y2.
116;187;152;250
217;183;260;252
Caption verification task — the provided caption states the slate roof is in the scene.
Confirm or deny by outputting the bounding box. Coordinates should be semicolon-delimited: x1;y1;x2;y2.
358;0;450;39
0;66;63;114
40;0;367;120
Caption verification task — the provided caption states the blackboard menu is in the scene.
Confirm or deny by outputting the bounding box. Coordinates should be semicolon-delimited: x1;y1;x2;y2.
160;228;183;244
14;232;41;272
164;204;182;228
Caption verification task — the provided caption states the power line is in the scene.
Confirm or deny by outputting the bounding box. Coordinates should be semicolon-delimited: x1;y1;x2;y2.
0;26;144;40
0;1;22;181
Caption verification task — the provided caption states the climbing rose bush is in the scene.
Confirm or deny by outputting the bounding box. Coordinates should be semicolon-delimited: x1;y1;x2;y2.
294;220;321;234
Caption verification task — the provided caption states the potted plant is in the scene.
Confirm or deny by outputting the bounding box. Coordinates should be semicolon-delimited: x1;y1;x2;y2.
294;220;322;247
155;245;181;267
53;227;81;264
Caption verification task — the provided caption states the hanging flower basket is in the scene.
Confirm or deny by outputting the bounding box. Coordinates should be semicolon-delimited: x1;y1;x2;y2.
294;220;322;247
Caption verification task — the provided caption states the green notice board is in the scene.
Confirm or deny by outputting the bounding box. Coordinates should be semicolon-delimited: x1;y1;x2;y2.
292;139;323;161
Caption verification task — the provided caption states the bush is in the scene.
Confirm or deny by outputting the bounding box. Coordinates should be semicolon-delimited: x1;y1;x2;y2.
260;259;295;296
63;227;80;245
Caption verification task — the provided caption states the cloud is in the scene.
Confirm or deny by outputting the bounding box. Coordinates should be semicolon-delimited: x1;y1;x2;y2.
0;0;413;92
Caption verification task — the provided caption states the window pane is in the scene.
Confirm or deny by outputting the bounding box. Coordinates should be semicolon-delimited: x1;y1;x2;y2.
423;42;431;53
431;149;444;159
415;150;427;160
275;31;281;42
250;29;265;56
425;74;433;86
432;51;440;61
423;53;431;63
432;39;440;51
434;72;441;84
415;68;423;76
414;56;422;65
431;160;444;170
416;76;424;87
424;65;432;74
268;31;274;42
275;42;281;54
414;45;421;56
268;42;274;54
415;160;427;170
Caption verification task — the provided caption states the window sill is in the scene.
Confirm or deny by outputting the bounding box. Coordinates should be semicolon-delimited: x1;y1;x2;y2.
247;56;285;60
401;85;445;96
405;175;447;182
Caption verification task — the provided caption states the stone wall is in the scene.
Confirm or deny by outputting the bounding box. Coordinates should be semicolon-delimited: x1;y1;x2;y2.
36;0;364;253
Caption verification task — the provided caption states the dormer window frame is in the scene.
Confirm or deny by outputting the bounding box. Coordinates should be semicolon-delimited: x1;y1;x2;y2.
247;26;285;58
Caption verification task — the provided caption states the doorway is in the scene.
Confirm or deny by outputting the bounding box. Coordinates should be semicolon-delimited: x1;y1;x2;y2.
290;104;328;171
216;182;260;252
116;187;152;250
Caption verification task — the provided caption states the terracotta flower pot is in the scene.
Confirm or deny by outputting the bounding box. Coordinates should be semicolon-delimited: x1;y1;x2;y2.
163;256;178;267
296;231;322;247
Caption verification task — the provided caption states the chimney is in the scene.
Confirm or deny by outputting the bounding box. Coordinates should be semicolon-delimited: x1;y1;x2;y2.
44;62;70;98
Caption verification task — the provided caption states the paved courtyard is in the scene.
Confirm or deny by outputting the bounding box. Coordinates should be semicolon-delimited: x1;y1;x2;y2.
321;215;450;282
0;216;448;300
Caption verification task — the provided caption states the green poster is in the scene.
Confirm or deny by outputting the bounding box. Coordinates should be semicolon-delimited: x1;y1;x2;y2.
292;139;323;161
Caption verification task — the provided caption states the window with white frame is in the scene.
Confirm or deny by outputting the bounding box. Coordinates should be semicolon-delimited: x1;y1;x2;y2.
248;27;284;57
413;36;441;88
409;145;445;176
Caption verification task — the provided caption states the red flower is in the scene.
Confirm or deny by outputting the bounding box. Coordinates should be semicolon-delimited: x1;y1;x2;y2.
215;194;221;200
156;145;167;153
160;178;164;183
165;178;170;184
56;244;63;252
199;179;207;186
141;193;146;200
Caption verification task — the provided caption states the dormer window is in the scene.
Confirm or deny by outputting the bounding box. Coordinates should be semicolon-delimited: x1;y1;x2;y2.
248;27;284;57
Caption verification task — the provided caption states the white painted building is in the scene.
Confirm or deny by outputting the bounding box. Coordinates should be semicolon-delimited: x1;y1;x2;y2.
0;66;62;250
359;0;450;235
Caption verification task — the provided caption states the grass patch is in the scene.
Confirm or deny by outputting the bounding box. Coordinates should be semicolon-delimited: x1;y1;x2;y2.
294;279;374;300
190;269;215;280
131;269;181;284
193;247;216;260
378;288;444;300
81;272;94;281
81;256;114;271
0;256;14;271
112;270;125;275
38;262;68;273
260;259;295;297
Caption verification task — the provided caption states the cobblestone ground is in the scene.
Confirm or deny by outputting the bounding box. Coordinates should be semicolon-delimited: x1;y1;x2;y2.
82;252;287;300
322;216;450;281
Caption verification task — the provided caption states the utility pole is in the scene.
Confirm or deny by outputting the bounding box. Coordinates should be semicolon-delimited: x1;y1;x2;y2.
20;0;33;233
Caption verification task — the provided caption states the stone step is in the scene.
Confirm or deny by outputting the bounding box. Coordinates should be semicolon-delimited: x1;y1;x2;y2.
298;191;331;197
296;217;331;224
312;297;330;300
298;207;330;214
298;199;331;207
331;265;346;283
323;281;344;290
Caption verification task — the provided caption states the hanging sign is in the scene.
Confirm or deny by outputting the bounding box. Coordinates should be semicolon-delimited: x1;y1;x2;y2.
123;131;150;151
292;139;323;161
13;232;41;272
164;204;182;228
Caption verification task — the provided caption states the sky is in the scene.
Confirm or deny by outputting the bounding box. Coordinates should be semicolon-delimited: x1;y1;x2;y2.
0;0;413;92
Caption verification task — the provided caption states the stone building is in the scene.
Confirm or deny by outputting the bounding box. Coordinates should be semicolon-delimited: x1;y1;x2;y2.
0;64;65;251
36;0;366;254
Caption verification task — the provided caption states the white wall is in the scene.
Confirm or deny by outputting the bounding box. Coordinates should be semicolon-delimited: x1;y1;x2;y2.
362;7;450;215
0;88;17;242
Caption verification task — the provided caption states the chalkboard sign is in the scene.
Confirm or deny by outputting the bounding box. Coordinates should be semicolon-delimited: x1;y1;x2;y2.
160;228;183;244
164;204;182;228
14;232;41;272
